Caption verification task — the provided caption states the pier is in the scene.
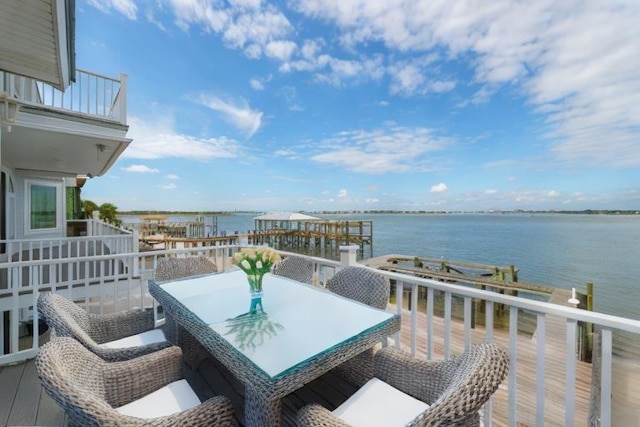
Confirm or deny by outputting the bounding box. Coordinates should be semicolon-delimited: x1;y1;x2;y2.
129;212;373;260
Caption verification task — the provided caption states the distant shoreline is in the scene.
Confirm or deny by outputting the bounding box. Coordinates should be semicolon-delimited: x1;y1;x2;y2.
119;209;640;216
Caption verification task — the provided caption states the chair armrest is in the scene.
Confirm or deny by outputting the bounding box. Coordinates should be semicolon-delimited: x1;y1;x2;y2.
89;308;156;343
374;346;451;403
92;340;173;363
103;346;184;407
297;404;351;427
159;395;238;426
98;395;237;426
375;343;508;425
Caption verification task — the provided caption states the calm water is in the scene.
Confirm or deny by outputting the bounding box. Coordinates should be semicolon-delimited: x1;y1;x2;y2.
124;213;640;320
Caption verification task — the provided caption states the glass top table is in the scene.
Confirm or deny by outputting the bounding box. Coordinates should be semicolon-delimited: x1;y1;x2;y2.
149;269;400;427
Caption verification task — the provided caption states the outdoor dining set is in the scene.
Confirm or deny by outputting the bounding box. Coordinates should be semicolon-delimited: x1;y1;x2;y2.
34;254;509;426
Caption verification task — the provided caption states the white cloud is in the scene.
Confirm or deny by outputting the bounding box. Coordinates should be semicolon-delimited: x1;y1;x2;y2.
250;74;272;91
161;182;177;189
87;0;137;20
485;189;498;194
265;40;298;61
165;174;179;180
294;0;640;167
123;116;241;160
274;149;296;157
548;190;560;197
195;96;263;138
430;183;448;193
311;126;452;174
250;78;264;90
337;189;347;198
121;164;159;173
169;0;293;57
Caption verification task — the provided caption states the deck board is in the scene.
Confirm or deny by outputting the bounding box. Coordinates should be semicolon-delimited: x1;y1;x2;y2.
0;363;25;426
34;390;66;427
7;359;42;427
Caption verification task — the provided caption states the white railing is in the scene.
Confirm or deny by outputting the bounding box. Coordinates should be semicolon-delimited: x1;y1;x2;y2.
0;244;235;365
0;69;127;124
1;244;638;426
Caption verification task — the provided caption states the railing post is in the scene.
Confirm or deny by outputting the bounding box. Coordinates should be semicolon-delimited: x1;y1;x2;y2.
339;245;358;266
119;73;127;125
132;229;140;277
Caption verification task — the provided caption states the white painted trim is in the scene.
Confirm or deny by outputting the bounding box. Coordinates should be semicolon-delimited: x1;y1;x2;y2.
52;0;71;90
23;179;64;237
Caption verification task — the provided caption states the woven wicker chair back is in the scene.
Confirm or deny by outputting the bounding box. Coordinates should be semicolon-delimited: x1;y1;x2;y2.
37;293;97;344
272;256;314;284
326;266;390;309
36;337;110;419
154;256;217;281
376;342;509;426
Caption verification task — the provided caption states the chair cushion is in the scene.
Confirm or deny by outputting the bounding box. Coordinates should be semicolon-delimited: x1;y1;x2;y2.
101;328;167;349
333;378;429;427
115;379;201;418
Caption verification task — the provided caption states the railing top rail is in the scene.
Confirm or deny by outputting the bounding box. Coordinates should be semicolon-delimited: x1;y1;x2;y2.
367;265;640;334
0;234;133;245
74;68;123;83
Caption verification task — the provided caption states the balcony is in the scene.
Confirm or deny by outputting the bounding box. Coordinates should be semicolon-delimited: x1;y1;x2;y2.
1;69;130;178
1;68;127;125
1;244;639;426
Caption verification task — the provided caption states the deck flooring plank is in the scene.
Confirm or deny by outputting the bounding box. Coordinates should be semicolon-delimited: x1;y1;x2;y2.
195;358;245;421
6;359;41;427
35;386;65;427
0;363;26;427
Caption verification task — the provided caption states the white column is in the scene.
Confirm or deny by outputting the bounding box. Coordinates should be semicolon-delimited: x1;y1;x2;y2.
339;245;359;266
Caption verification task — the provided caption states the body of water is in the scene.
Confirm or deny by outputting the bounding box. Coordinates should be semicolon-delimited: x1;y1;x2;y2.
122;213;640;320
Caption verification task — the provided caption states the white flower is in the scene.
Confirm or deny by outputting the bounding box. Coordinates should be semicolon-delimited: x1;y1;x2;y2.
241;259;251;270
256;260;263;270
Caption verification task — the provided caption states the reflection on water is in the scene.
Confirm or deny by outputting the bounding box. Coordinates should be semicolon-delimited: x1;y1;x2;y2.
223;311;284;351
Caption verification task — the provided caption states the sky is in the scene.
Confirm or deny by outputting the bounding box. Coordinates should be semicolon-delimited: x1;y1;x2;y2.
78;0;640;212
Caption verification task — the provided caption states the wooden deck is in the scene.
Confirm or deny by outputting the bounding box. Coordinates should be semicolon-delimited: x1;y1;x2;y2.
1;290;596;427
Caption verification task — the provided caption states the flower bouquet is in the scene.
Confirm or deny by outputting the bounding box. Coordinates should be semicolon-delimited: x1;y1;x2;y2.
232;247;281;312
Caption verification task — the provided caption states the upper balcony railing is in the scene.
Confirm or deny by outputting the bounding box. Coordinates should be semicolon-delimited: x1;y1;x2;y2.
0;69;127;125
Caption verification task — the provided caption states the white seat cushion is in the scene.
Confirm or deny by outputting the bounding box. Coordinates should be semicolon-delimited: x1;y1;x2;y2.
333;378;429;427
116;379;201;419
101;328;166;349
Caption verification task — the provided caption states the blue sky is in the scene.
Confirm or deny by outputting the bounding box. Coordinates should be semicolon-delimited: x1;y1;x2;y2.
78;0;640;212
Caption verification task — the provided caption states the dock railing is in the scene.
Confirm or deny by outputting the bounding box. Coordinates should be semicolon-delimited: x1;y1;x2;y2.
1;244;638;426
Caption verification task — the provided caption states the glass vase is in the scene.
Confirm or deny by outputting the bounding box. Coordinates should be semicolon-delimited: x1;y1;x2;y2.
247;273;264;313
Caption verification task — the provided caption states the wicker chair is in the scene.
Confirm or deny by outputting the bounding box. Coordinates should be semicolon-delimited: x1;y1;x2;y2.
325;266;390;386
297;342;509;427
36;337;237;426
154;256;218;368
154;256;218;281
38;293;171;362
272;255;314;284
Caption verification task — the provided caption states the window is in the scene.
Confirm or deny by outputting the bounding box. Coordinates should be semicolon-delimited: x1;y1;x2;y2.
27;181;60;232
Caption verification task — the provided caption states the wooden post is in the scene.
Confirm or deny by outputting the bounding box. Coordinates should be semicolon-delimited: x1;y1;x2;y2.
586;282;594;362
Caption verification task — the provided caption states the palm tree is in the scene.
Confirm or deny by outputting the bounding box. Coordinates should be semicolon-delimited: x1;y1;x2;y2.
99;203;122;226
83;200;98;219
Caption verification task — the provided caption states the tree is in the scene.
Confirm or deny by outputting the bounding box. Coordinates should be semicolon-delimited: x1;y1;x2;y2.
83;200;98;219
99;203;122;226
